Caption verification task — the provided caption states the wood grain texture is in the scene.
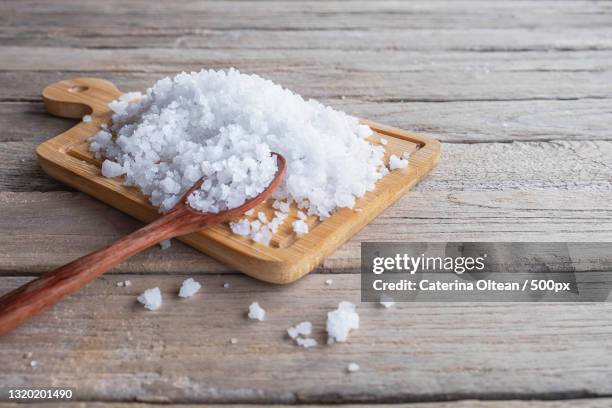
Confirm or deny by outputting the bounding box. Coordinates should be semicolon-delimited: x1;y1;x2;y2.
1;0;611;404
1;274;612;403
1;190;610;275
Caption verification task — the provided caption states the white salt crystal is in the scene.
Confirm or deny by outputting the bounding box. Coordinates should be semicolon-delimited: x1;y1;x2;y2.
402;151;410;159
296;337;318;348
116;281;124;287
124;280;132;287
82;114;92;122
252;227;272;246
248;302;266;321
389;154;409;170
30;360;38;368
380;294;395;308
257;212;268;224
223;282;230;289
159;239;171;250
292;219;309;236
101;160;124;178
245;209;255;216
296;210;307;220
230;338;238;344
91;69;385;231
137;287;162;311
380;138;388;145
287;321;312;339
230;219;251;236
179;278;202;298
326;301;359;344
273;200;291;213
358;124;373;138
325;279;333;286
347;362;360;373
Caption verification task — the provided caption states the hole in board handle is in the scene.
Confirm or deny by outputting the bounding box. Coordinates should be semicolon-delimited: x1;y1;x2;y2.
69;85;88;93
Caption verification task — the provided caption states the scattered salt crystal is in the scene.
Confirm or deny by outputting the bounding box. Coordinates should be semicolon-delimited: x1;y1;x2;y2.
82;114;92;122
389;154;409;170
245;209;255;216
91;69;385;233
325;278;333;286
179;278;201;298
402;151;410;159
159;239;171;250
223;282;230;289
380;138;388;145
296;337;318;348
230;219;251;236
380;294;395;308
124;280;132;287
296;211;307;220
273;200;291;213
230;338;238;344
30;360;38;368
137;287;162;311
287;321;312;339
287;321;317;348
248;302;266;321
326;301;359;344
252;227;272;246
100;160;124;178
347;362;360;373
257;212;268;223
292;219;309;236
116;281;124;287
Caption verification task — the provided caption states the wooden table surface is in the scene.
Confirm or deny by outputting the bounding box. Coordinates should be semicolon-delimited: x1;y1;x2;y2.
1;1;612;407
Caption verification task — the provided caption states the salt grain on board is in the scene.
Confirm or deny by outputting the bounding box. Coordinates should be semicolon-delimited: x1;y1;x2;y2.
159;239;171;250
90;69;387;245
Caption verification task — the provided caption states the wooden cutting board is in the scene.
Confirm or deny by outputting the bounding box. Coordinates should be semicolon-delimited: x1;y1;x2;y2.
38;77;441;284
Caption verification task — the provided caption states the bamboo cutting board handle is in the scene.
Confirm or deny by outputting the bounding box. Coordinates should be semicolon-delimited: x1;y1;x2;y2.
0;205;209;336
43;77;122;119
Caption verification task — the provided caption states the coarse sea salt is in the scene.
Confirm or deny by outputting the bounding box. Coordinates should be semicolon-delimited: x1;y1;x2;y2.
90;69;387;244
287;321;318;348
389;154;409;170
179;278;202;298
137;287;162;311
248;302;266;321
326;301;359;344
159;239;171;250
379;294;395;308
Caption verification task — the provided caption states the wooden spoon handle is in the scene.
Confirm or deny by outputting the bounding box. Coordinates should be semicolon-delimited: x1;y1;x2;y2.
0;207;196;336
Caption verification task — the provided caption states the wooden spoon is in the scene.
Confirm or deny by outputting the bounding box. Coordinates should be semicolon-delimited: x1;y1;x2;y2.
0;153;286;336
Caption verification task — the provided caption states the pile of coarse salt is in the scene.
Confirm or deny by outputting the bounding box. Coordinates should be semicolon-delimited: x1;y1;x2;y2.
90;69;394;245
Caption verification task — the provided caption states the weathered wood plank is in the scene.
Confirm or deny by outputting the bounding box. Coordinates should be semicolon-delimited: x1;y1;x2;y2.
3;139;611;192
4;28;612;52
3;99;612;144
3;400;612;408
0;49;611;103
1;274;611;403
1;191;610;274
2;0;611;31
